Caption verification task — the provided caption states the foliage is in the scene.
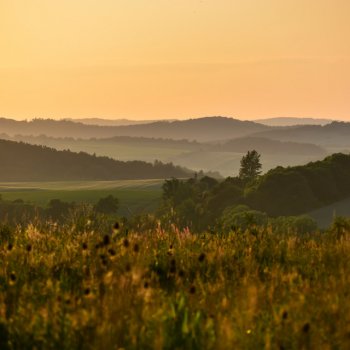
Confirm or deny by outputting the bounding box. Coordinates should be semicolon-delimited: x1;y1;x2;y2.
0;139;191;181
94;195;119;215
220;205;268;233
0;220;350;349
239;150;262;182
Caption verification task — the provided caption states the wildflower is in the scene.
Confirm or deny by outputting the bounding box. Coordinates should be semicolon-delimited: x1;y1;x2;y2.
246;329;252;335
84;288;91;296
82;242;88;250
189;285;196;294
198;253;206;262
26;244;32;252
113;222;120;232
7;243;13;251
133;243;139;253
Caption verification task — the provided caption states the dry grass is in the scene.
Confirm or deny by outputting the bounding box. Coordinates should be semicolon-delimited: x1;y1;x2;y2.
1;223;350;349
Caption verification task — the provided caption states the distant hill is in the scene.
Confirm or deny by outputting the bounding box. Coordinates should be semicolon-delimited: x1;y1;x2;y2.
0;116;270;142
254;122;350;150
63;118;173;126
216;136;326;156
254;117;334;126
0;139;192;181
0;133;327;177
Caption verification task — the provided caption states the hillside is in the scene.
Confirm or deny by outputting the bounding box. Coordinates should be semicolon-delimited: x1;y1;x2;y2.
254;122;350;150
64;118;168;126
0;139;191;181
0;116;270;142
308;197;350;228
1;133;327;177
254;117;334;126
246;153;350;216
217;136;326;155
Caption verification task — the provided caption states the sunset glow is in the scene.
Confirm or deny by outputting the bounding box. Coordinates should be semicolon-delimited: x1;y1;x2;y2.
1;0;349;120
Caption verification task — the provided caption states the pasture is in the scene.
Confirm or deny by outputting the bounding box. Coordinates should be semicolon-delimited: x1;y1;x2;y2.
0;180;163;217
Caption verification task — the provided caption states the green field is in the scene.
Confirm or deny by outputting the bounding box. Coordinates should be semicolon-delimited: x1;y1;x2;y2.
308;196;350;228
0;179;164;217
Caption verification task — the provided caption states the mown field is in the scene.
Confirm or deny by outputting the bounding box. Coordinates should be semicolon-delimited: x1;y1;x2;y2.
0;180;163;217
1;222;350;349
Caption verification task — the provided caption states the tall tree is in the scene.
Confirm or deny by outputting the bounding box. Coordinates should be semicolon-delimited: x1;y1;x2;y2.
239;150;262;182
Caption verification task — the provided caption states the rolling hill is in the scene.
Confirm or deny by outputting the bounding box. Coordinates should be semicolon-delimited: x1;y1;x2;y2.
0;139;192;181
254;122;350;150
254;117;334;126
0;116;270;142
1;133;328;177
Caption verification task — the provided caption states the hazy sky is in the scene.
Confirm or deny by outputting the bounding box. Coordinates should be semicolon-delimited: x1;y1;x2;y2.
0;0;349;120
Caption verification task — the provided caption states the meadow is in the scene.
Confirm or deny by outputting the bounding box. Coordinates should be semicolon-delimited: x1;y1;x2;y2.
0;180;163;217
1;221;350;349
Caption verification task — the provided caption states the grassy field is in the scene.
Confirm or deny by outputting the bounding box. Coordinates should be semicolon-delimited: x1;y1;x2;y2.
0;180;163;217
308;196;350;228
1;223;349;349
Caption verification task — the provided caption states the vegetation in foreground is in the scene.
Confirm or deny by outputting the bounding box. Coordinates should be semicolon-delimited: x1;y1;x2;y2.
1;218;350;349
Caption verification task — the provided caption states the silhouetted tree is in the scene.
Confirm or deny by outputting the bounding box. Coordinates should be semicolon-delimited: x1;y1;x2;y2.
239;150;262;182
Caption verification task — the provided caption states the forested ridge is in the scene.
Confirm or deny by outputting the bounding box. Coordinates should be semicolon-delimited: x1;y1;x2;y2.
0;139;191;181
159;153;350;231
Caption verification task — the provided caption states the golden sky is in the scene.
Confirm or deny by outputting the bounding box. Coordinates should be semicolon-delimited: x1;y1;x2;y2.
0;0;349;120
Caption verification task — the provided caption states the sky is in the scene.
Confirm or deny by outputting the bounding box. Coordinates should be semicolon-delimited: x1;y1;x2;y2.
0;0;349;121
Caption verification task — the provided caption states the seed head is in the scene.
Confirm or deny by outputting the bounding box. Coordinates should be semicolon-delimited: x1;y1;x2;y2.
103;235;110;246
108;248;116;256
302;323;310;333
198;253;206;262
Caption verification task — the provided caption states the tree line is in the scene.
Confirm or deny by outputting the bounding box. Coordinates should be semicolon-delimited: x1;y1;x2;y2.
0;139;191;181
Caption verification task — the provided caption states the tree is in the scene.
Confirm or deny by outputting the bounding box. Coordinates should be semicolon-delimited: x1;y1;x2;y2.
94;195;119;215
239;150;262;182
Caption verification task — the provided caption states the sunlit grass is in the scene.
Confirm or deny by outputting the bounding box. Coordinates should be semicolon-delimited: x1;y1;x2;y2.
1;224;350;349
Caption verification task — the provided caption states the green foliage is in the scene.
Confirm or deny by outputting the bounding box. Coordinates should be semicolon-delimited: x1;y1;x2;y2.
220;205;268;233
0;138;191;181
239;150;262;182
269;215;318;234
330;216;350;238
94;195;119;215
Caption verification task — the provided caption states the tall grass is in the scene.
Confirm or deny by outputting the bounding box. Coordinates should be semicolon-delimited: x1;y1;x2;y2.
1;222;350;349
